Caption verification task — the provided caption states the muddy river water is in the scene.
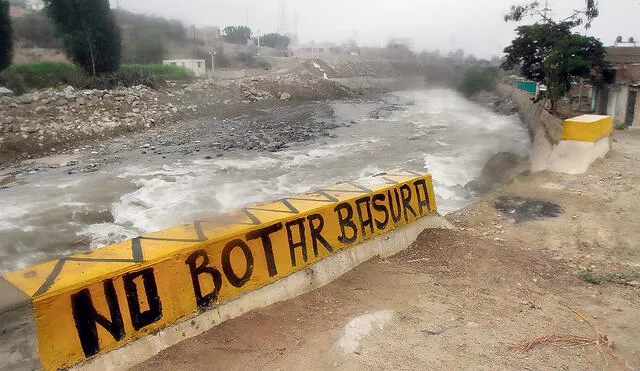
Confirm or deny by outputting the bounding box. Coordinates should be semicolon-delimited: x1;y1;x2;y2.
0;88;530;273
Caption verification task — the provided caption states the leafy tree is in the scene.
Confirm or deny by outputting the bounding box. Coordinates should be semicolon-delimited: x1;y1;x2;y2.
259;33;290;49
501;1;605;112
44;0;121;75
222;26;251;45
543;34;606;109
0;0;12;72
501;22;572;82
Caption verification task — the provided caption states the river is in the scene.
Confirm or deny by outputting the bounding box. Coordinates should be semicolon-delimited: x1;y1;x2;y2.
0;88;530;274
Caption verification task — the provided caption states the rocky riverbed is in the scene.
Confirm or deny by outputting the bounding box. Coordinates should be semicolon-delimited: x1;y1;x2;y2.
0;63;360;164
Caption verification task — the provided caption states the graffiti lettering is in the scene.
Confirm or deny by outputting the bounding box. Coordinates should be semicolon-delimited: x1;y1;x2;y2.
372;193;389;230
413;179;432;216
355;196;375;237
388;188;402;224
286;218;308;267
185;250;223;309
335;202;358;244
307;213;333;257
221;239;254;287
123;268;162;331
246;223;283;277
71;280;125;357
400;184;417;222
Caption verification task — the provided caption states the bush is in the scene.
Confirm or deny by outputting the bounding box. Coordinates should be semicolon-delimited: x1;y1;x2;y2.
0;62;84;90
0;70;26;95
120;64;195;80
457;67;499;97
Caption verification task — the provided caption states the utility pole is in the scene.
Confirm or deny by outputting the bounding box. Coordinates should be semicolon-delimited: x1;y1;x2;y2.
246;7;249;27
279;0;287;35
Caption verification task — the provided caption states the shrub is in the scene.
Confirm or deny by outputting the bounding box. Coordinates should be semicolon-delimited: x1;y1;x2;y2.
236;51;257;68
457;67;499;97
120;64;195;80
0;62;84;90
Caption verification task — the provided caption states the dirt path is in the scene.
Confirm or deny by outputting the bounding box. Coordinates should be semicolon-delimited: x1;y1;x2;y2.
135;131;640;370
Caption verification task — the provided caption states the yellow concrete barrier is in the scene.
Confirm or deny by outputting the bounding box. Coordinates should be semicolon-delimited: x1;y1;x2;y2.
2;170;436;370
562;114;613;142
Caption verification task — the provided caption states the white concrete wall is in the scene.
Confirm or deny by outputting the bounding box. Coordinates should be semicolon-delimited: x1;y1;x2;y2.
162;59;207;78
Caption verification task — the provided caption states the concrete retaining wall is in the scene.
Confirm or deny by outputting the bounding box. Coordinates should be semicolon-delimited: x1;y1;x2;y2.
1;170;441;370
496;84;612;174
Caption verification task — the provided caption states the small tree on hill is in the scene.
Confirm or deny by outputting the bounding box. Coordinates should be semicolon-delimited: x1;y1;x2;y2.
0;0;12;72
222;26;251;45
259;33;290;49
44;0;121;75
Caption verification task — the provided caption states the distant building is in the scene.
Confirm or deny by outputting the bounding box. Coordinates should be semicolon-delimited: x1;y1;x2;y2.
162;59;207;78
294;42;341;58
200;26;221;46
598;40;640;128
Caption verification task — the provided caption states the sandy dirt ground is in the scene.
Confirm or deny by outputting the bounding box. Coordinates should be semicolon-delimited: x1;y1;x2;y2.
135;130;640;370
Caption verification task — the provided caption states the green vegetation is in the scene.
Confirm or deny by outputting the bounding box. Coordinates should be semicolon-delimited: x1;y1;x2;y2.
0;62;82;93
120;64;194;81
577;267;640;285
222;26;252;45
502;2;606;113
0;0;12;72
259;33;291;50
45;0;121;75
0;62;193;94
457;67;499;97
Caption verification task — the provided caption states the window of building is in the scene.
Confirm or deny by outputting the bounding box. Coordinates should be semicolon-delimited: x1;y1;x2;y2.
319;48;325;53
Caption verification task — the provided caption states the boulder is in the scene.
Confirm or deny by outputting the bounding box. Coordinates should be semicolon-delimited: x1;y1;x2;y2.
279;92;292;101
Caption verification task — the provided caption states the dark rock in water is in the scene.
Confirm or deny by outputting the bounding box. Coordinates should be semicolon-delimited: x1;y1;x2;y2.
465;152;527;196
494;196;564;223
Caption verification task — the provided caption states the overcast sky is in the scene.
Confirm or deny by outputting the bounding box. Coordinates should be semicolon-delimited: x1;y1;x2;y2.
115;0;639;58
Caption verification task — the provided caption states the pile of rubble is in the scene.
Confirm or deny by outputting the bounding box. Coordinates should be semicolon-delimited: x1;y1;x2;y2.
0;85;194;161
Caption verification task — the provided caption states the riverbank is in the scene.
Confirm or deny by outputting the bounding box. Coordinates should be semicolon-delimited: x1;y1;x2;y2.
137;129;640;370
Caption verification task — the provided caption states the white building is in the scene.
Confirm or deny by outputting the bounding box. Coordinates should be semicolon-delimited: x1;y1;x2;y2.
162;59;207;78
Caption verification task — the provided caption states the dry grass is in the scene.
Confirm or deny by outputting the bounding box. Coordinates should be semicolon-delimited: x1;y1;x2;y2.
509;306;631;369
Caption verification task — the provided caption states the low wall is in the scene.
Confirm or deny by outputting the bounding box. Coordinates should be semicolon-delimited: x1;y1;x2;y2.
496;84;612;174
496;83;564;145
1;170;440;370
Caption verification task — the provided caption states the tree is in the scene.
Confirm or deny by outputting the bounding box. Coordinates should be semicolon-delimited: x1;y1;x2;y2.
222;26;251;45
259;33;290;50
44;0;121;75
0;0;12;72
502;22;572;82
504;0;599;28
543;34;606;109
501;1;605;112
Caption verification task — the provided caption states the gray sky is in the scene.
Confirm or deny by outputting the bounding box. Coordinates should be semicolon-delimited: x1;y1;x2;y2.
116;0;639;58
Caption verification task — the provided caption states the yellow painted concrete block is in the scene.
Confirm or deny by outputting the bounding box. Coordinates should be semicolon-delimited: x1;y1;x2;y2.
2;170;437;370
562;114;613;142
